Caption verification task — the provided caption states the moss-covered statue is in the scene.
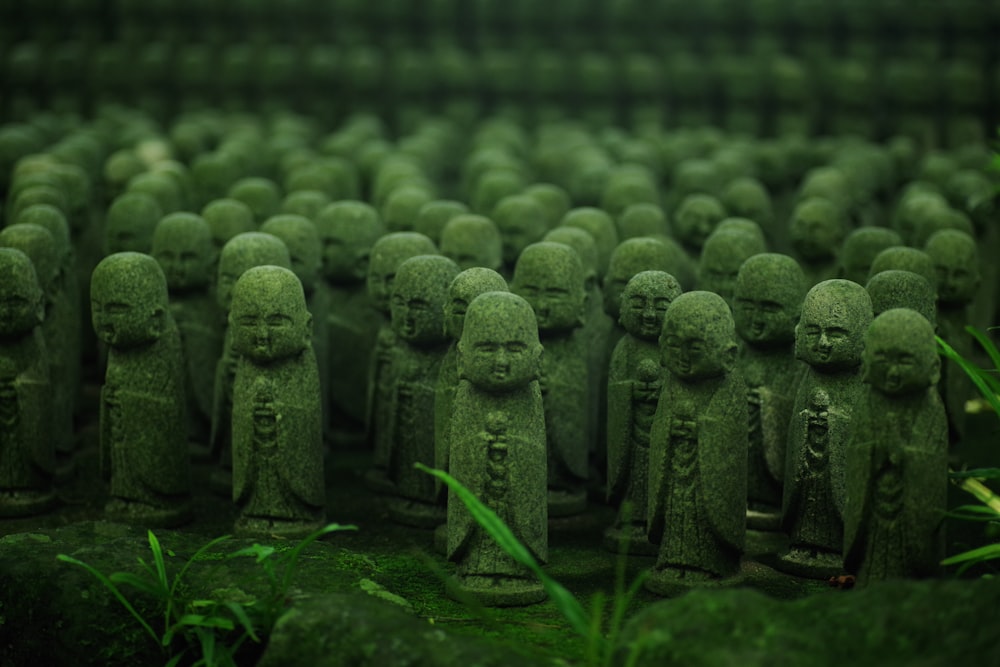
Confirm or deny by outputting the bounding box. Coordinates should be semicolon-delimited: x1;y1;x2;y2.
0;224;75;478
865;270;937;325
436;268;509;487
647;291;747;593
492;194;549;275
733;254;808;532
104;192;164;255
697;228;767;307
788;198;847;288
778;280;873;578
92;252;191;526
365;232;438;494
439;214;504;273
672;194;727;262
151;213;222;446
385;255;460;526
606;271;682;555
447;291;547;606
925;229;981;441
868;246;936;292
838;227;903;286
844;309;947;586
511;242;590;516
0;248;54;516
201;198;256;252
314;201;385;443
210;233;291;493
229;266;325;537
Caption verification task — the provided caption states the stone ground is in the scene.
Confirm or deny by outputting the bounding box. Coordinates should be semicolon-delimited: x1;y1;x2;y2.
0;393;997;666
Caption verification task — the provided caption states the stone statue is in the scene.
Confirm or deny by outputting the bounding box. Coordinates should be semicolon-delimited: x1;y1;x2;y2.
491;194;549;274
838;227;903;287
617;203;670;241
697;228;767;307
672;194;726;261
606;270;682;555
281;190;331;220
559;207;620;279
104;192;163;255
844;309;947;586
365;232;438;493
511;242;590;516
259;214;331;441
413;199;468;244
385;255;460;525
447;291;547;606
230;265;326;537
314;201;385;443
228;177;282;225
778;279;873;578
0;248;54;516
720;177;776;247
868;246;936;292
151;213;223;447
439;214;503;273
210;232;291;493
92;252;191;526
201;198;256;252
647;291;747;593
925;229;981;441
436;268;509;487
524;183;571;230
788;197;847;287
733;254;808;532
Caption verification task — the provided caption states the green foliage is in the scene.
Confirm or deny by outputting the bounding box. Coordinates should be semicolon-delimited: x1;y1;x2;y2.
416;462;647;667
57;523;356;667
937;326;1000;575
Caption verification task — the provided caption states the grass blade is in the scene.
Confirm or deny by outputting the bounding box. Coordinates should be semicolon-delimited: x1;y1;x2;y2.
966;326;1000;373
416;462;592;638
279;523;357;592
224;601;261;643
937;335;1000;414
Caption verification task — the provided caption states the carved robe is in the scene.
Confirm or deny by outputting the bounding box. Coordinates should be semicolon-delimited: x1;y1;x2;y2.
0;328;52;504
539;328;590;489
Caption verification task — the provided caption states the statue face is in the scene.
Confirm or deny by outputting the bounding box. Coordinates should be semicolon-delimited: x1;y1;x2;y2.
460;295;540;392
926;232;980;305
230;270;311;362
864;340;935;396
391;285;443;344
796;298;865;369
734;275;799;345
152;221;214;291
620;284;674;341
0;266;42;337
511;247;585;333
790;200;842;261
91;285;161;348
674;197;724;250
660;313;728;381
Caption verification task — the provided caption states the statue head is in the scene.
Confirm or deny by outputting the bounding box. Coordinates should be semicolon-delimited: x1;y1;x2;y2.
673;194;726;252
314;201;384;284
201;198;256;249
862;308;939;396
617;203;670;240
281;189;331;220
721;177;774;228
603;237;676;320
367;232;438;314
660;291;738;381
14;204;71;266
0;223;58;298
104;192;163;255
90;252;170;348
259;214;322;295
216;232;291;312
789;197;846;262
390;255;460;345
458;291;543;393
444;267;509;341
866;270;937;325
511;242;586;333
734;253;807;346
868;246;936;293
492;194;549;265
227;177;282;225
0;248;44;338
229;265;312;363
523;183;571;229
796;279;873;370
382;185;434;232
151;213;216;292
838;227;902;286
697;228;766;306
559;207;620;278
619;270;683;342
924;229;980;306
439;214;503;272
413;200;469;243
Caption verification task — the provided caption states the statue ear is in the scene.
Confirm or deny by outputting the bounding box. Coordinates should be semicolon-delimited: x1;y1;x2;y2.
723;340;738;372
304;313;314;345
456;341;469;380
929;355;941;387
147;306;165;338
534;344;544;382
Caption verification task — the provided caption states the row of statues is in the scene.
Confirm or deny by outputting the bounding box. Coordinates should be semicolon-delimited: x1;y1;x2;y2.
0;109;992;608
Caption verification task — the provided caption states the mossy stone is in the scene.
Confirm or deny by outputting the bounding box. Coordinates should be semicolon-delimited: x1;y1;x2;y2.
865;270;937;325
491;194;549;269
227;177;282;225
201;198;256;250
868;246;936;293
673;194;726;258
697;229;767;307
838;227;902;286
788;197;847;287
413;200;469;244
104;192;163;256
439;214;503;273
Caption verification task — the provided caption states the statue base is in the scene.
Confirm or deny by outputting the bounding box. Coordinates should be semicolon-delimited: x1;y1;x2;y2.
547;488;587;517
772;547;845;580
104;497;192;528
388;497;445;528
447;574;546;607
746;507;782;532
233;514;327;539
602;523;658;556
644;564;745;597
0;489;57;517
